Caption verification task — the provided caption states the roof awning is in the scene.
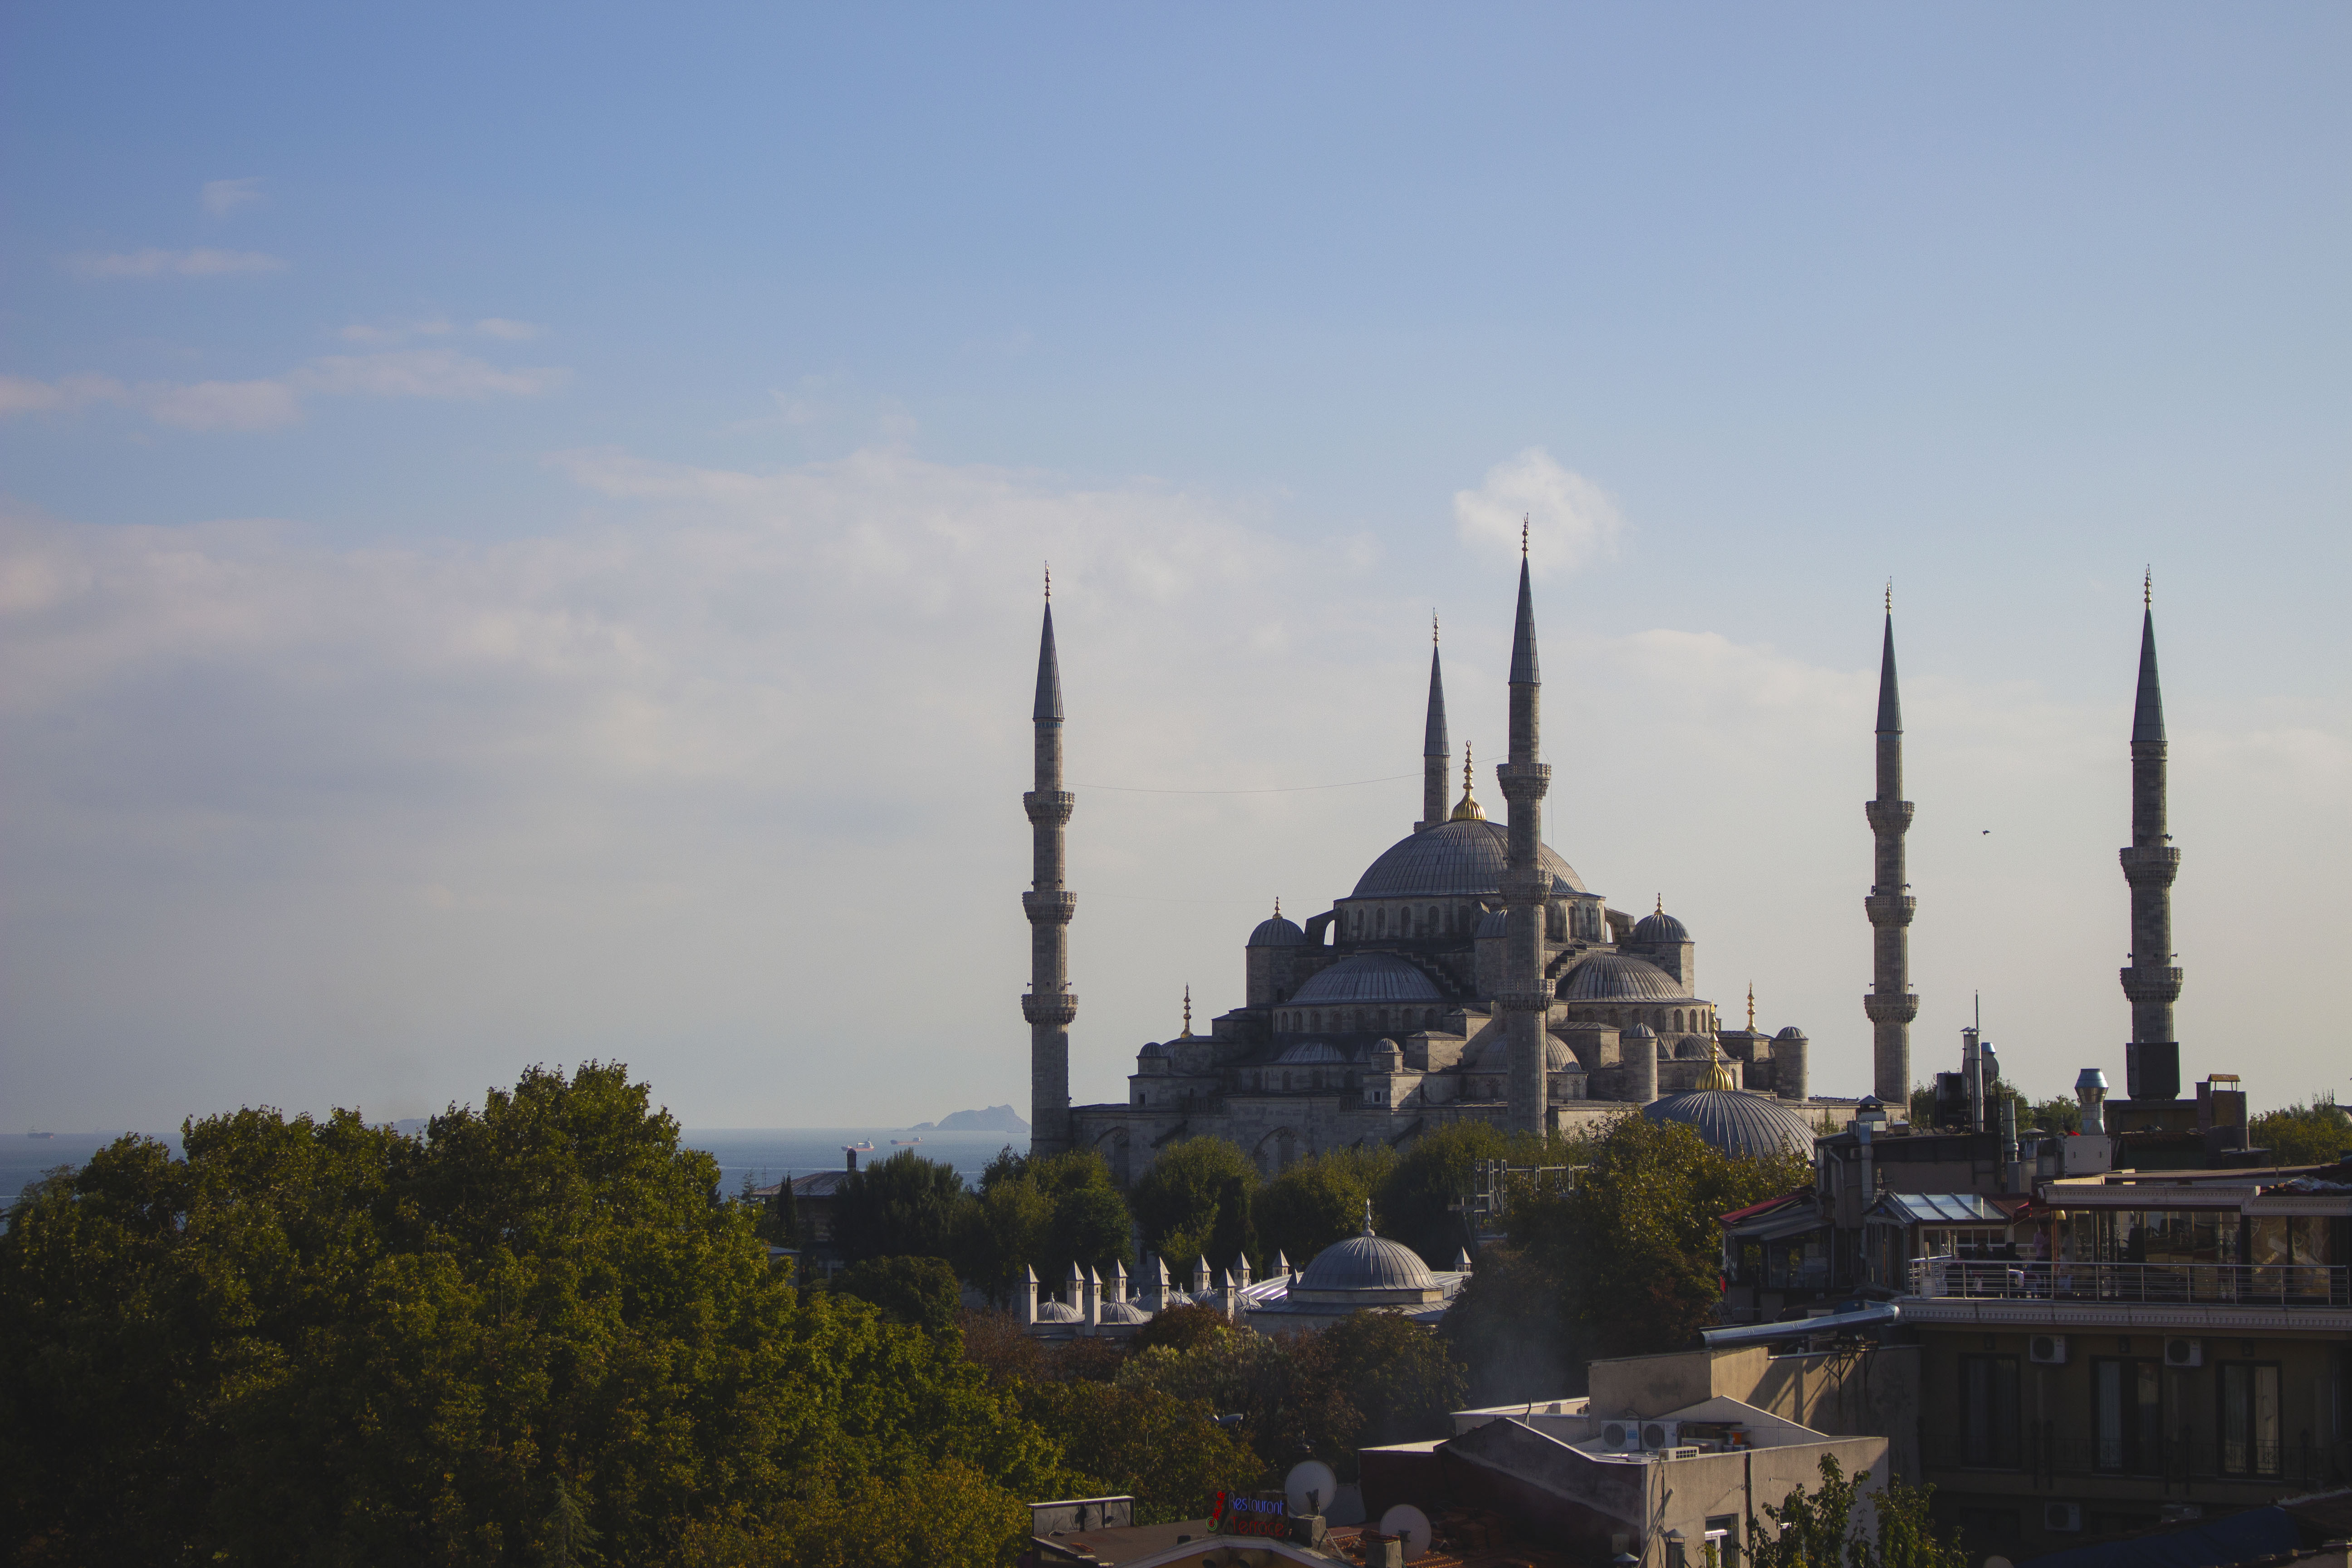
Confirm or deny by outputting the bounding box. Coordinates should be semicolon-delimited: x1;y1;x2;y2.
1872;1193;2009;1225
1702;1303;1900;1348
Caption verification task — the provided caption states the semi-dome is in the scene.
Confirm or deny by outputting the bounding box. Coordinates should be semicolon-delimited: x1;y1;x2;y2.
1632;906;1690;945
1474;908;1510;940
1101;1301;1151;1324
1674;1035;1716;1060
1289;952;1443;1007
1642;1089;1819;1160
1248;912;1306;948
1298;1228;1436;1293
1275;1040;1349;1065
1034;1299;1083;1323
1351;819;1586;900
1561;954;1689;1001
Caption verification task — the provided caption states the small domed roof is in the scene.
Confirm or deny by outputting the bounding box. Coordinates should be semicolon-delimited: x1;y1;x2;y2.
1561;954;1689;1001
1298;1210;1437;1292
1632;906;1690;945
1289;953;1443;1008
1625;1022;1656;1038
1775;1026;1807;1041
1138;1040;1171;1058
1470;1031;1581;1071
1351;819;1586;900
1034;1300;1083;1323
1100;1301;1151;1324
1371;1036;1403;1058
1249;911;1306;948
1674;1035;1716;1060
1475;908;1511;940
1275;1040;1349;1065
1642;1089;1819;1160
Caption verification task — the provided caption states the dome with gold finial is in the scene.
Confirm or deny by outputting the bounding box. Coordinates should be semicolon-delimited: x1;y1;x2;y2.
1449;742;1486;822
1700;1052;1740;1091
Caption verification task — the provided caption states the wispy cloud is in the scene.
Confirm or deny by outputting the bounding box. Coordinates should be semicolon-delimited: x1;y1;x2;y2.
69;248;287;279
202;177;265;217
0;351;564;432
1454;446;1625;577
473;318;543;341
339;319;454;345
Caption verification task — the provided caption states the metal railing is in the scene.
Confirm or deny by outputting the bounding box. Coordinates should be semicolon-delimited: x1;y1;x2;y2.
1904;1258;2350;1308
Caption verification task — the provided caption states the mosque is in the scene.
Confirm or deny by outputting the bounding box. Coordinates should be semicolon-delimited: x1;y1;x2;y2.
1020;542;1892;1186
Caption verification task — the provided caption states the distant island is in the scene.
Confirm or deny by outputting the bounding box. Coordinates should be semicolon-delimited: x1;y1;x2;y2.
910;1105;1030;1134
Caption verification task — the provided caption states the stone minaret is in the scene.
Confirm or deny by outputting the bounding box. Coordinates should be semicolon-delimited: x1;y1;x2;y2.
1496;534;1553;1137
1862;594;1917;1104
1022;578;1076;1155
1417;613;1450;833
2119;576;2181;1101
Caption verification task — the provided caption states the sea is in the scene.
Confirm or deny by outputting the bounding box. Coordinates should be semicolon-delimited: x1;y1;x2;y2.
0;1127;1029;1214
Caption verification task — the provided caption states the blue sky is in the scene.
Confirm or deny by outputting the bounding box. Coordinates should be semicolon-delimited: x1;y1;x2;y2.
4;5;2347;1130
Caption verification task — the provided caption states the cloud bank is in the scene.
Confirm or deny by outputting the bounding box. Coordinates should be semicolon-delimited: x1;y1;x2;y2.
0;350;564;432
69;248;286;279
1454;447;1625;577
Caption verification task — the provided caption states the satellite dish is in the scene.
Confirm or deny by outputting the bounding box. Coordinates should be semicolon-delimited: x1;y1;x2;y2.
1284;1459;1338;1518
1379;1503;1434;1563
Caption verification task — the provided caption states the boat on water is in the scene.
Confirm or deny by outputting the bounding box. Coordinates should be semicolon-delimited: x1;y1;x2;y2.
891;1137;923;1146
25;1128;54;1140
843;1140;875;1152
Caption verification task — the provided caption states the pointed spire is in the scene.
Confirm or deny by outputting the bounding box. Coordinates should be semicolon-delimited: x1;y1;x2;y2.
2132;573;2166;745
1273;896;1281;919
1033;578;1063;722
1181;985;1193;1038
1423;618;1450;759
1508;552;1541;686
1746;982;1755;1032
1875;593;1902;735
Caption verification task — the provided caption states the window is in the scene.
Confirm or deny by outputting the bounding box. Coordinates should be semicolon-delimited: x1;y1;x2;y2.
2220;1362;2281;1477
1958;1355;2020;1468
2092;1358;2162;1474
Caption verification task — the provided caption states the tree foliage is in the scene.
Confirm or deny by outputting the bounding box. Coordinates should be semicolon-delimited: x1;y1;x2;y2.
2251;1096;2352;1167
1129;1137;1257;1274
1131;1302;1234;1357
1256;1144;1393;1269
835;1148;968;1263
1747;1453;1965;1568
0;1064;1071;1567
1372;1121;1577;1267
1011;1380;1262;1524
830;1255;963;1334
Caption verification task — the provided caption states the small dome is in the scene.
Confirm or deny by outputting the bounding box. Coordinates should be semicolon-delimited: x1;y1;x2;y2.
1632;907;1690;945
1624;1022;1657;1038
1700;1054;1740;1091
1101;1301;1151;1324
1470;1031;1580;1072
1289;953;1443;1008
1775;1026;1807;1041
1642;1089;1819;1160
1561;954;1689;1001
1372;1037;1403;1060
1138;1040;1171;1058
1352;819;1586;900
1675;1035;1719;1060
1248;913;1306;948
1034;1300;1083;1323
1275;1040;1349;1065
1298;1231;1436;1293
1475;908;1510;940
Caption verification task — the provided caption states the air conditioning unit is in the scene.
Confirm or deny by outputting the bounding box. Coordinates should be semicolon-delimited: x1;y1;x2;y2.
1600;1421;1642;1452
2164;1337;2204;1368
1640;1421;1681;1450
2043;1503;2082;1534
2028;1334;2068;1365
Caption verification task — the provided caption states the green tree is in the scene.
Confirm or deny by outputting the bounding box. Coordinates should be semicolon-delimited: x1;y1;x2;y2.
1257;1144;1394;1269
1012;1381;1263;1524
1317;1310;1467;1450
1375;1120;1576;1267
754;1175;799;1247
1031;1149;1135;1280
2251;1096;2352;1166
831;1255;964;1333
0;1063;1074;1568
835;1148;968;1262
1131;1302;1234;1356
1747;1453;1964;1568
1130;1137;1257;1275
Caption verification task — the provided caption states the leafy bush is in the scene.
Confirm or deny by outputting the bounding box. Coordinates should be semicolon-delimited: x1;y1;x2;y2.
2251;1097;2352;1167
1256;1144;1394;1269
830;1254;964;1333
1130;1137;1257;1275
835;1148;968;1262
1131;1302;1234;1356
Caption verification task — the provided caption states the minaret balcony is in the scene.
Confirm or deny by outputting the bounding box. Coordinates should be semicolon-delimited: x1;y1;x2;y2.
1862;894;1917;926
1024;790;1076;824
1494;761;1552;800
1023;891;1077;924
1864;801;1914;833
2119;965;2183;1002
1862;990;1919;1024
1491;988;1554;1014
2119;845;2180;885
1023;991;1080;1024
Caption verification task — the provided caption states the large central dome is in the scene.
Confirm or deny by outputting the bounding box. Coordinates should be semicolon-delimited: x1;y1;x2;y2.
1351;819;1585;900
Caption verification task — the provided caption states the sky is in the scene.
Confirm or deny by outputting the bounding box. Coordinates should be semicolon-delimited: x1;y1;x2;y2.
2;4;2347;1133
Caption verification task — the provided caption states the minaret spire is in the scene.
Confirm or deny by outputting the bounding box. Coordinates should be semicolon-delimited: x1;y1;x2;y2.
1496;535;1554;1134
2120;573;2181;1099
1418;610;1451;832
1021;575;1077;1154
1862;589;1918;1104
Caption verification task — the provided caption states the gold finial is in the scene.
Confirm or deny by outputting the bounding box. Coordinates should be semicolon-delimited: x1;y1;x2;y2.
1885;578;1892;615
1654;893;1663;916
1181;985;1193;1038
1273;896;1281;919
1450;742;1485;821
1702;1050;1738;1092
2143;566;2151;608
1432;608;1440;646
1746;981;1755;1032
1044;561;1051;601
1520;514;1529;556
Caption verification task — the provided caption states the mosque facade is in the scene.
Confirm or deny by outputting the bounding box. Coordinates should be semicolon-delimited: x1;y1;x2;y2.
1023;550;1887;1185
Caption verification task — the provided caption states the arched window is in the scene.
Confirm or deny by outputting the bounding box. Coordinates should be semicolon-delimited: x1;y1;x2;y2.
1310;1011;1321;1032
1673;1010;1683;1031
1283;1072;1293;1091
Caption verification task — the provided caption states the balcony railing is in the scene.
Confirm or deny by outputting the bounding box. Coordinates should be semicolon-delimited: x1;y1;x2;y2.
1904;1258;2350;1308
